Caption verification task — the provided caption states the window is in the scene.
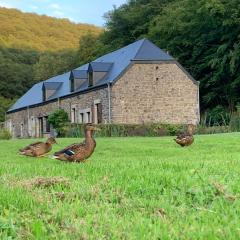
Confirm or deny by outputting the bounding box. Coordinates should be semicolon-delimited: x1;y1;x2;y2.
80;113;84;123
42;82;62;101
45;116;50;133
79;109;91;123
42;88;46;101
70;78;74;92
96;103;102;124
88;71;93;87
71;107;76;123
87;112;91;123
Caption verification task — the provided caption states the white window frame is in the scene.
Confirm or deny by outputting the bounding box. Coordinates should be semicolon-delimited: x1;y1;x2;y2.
79;108;92;123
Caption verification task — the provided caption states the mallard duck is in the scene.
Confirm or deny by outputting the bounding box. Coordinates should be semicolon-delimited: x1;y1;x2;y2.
19;137;57;157
53;124;100;162
174;124;195;147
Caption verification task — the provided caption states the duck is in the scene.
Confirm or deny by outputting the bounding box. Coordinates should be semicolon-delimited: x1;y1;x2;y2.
52;124;100;162
174;124;195;147
19;137;57;157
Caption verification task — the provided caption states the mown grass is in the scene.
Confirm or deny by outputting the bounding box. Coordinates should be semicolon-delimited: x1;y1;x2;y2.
1;134;240;239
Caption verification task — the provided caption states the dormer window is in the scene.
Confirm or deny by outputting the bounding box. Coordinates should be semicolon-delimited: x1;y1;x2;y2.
70;70;88;92
88;71;93;87
87;62;113;87
42;82;62;101
70;78;74;92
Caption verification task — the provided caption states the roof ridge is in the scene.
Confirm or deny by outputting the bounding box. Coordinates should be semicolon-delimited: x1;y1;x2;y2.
133;38;174;60
94;39;144;62
133;39;146;59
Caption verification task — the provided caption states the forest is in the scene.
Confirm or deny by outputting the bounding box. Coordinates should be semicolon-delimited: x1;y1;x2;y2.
1;0;240;125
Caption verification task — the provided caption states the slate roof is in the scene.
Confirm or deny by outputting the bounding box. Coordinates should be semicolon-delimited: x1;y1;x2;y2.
8;39;174;112
42;82;62;90
70;70;88;79
89;62;113;72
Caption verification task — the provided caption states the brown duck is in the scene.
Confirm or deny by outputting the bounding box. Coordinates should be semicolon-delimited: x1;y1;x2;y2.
53;124;100;162
19;137;57;157
174;124;195;147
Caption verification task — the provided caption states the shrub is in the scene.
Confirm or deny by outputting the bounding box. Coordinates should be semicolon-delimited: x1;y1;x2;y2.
196;125;229;135
65;123;186;137
48;109;70;137
229;113;240;132
65;123;236;137
204;106;230;126
0;128;12;140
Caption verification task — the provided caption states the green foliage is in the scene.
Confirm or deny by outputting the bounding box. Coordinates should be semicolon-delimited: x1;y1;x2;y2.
66;123;185;137
0;97;16;122
204;106;230;126
0;128;11;139
74;33;108;66
102;0;174;48
67;123;233;137
196;125;229;135
48;109;69;137
33;50;77;82
229;112;240;132
0;48;39;99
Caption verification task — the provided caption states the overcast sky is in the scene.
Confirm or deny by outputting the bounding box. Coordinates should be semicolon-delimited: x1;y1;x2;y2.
0;0;127;26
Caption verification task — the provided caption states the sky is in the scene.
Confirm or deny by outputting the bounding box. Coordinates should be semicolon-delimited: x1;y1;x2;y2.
0;0;127;26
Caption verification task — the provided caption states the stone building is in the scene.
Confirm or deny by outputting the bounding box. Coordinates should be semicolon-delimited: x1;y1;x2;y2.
6;39;200;138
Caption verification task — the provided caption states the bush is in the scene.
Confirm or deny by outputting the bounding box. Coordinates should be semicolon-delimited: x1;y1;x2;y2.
196;125;229;135
229;113;240;132
65;123;237;137
203;106;230;126
65;123;186;137
0;128;12;140
48;109;70;137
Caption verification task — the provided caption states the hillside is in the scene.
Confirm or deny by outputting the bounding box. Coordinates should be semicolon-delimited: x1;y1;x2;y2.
0;7;102;122
0;7;102;51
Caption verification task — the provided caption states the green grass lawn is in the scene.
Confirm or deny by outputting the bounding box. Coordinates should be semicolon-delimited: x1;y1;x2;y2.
1;134;240;239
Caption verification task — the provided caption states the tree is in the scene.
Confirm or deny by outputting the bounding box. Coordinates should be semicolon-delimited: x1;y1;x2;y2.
149;0;240;112
74;33;108;66
48;109;69;136
33;50;77;82
0;47;39;99
0;97;16;122
101;0;176;49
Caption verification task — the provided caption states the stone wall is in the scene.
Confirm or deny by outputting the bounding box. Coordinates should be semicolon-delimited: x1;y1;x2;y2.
111;62;199;124
6;87;109;138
